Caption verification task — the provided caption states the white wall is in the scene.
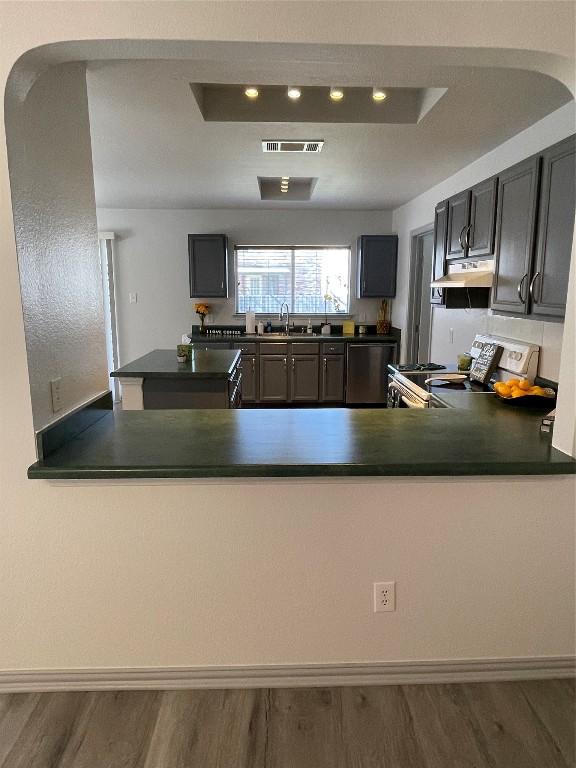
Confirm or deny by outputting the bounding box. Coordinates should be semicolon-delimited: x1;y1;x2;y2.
392;102;575;380
5;63;108;429
96;208;393;363
1;4;575;678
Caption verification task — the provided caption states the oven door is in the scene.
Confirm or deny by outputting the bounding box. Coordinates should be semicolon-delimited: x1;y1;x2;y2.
389;377;428;408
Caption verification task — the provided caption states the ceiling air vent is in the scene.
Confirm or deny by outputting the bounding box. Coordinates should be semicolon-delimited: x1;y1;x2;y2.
262;140;324;153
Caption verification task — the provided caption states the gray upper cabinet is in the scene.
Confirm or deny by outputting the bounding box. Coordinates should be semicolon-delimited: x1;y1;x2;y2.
491;156;541;315
467;177;497;258
431;200;448;305
259;355;288;402
446;190;470;259
531;135;575;318
188;234;229;298
290;355;319;401
357;235;398;297
321;355;345;402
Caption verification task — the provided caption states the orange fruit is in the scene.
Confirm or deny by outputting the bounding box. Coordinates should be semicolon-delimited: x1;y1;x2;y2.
494;382;512;397
507;379;520;387
511;388;527;398
518;379;532;391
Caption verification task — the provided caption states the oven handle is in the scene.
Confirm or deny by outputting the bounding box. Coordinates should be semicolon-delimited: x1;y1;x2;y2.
401;395;426;409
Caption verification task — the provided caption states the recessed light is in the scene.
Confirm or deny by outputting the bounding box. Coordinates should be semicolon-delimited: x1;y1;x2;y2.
372;87;387;102
287;86;301;100
244;86;259;99
330;87;344;101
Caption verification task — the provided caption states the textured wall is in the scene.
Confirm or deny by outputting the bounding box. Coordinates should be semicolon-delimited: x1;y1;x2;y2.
6;62;108;430
96;208;393;364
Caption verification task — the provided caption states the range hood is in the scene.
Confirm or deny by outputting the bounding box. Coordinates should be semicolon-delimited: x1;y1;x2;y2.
430;259;494;289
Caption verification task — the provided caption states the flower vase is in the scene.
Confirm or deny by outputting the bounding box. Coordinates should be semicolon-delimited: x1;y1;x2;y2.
199;315;206;335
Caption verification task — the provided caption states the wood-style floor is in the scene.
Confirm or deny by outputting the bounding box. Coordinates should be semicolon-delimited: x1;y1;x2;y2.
0;680;574;767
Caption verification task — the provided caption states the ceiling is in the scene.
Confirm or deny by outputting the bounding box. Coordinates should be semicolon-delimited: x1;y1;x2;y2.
86;49;572;210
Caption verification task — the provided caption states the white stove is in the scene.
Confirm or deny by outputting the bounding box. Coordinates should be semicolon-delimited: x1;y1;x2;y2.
388;335;540;409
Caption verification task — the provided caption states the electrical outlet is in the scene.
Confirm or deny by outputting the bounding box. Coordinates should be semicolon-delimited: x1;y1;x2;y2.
50;377;62;413
129;292;138;304
373;581;396;613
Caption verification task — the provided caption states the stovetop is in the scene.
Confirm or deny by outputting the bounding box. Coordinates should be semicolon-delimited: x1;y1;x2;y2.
390;363;494;401
395;363;447;372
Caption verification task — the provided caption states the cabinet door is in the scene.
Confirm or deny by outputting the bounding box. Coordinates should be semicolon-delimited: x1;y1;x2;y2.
431;200;448;305
491;156;540;314
531;136;575;318
188;235;228;297
290;355;319;402
357;236;398;297
468;177;497;258
446;190;471;259
321;355;345;402
259;355;288;402
239;355;257;402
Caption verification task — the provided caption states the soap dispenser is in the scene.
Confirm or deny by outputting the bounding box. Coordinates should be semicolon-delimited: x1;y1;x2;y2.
307;318;313;334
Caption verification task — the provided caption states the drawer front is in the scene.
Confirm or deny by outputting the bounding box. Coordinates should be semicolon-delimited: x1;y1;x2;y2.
234;342;257;354
321;342;345;354
259;343;289;354
292;342;320;355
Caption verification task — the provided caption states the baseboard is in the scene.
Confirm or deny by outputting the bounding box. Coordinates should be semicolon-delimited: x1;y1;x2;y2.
0;657;574;693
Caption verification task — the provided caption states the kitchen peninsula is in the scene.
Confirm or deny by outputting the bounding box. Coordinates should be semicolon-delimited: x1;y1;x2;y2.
111;348;241;409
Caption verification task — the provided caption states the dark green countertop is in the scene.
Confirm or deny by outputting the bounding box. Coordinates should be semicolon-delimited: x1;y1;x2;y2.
28;406;575;480
111;349;240;379
188;334;399;343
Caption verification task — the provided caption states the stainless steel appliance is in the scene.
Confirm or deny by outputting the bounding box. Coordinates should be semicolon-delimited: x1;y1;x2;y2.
388;335;540;409
346;343;396;404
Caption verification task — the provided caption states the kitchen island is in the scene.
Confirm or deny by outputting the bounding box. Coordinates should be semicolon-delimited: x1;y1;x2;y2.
28;396;575;479
111;348;241;410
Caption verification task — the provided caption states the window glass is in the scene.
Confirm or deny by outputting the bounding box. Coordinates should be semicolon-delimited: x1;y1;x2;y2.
236;246;350;314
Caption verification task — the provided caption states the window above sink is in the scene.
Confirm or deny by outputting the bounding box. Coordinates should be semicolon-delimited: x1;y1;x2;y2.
235;245;351;315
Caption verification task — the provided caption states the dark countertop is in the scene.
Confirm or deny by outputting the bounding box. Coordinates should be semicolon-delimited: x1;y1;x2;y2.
188;334;399;343
28;405;575;480
111;349;240;379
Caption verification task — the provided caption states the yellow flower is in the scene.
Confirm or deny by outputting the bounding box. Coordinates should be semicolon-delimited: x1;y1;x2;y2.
195;303;210;315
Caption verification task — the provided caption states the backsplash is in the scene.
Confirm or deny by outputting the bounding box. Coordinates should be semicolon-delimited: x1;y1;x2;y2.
430;307;564;381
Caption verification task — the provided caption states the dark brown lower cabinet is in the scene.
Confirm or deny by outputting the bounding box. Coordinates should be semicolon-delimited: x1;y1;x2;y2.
290;355;320;401
321;355;345;402
259;355;288;402
239;355;257;402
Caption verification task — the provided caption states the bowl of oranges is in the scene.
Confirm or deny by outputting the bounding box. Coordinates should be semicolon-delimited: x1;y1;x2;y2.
492;378;556;407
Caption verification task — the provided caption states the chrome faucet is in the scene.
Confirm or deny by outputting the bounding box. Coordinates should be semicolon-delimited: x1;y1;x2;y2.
279;302;290;335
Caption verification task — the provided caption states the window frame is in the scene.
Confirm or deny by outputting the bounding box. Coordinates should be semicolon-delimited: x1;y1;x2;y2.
233;244;352;317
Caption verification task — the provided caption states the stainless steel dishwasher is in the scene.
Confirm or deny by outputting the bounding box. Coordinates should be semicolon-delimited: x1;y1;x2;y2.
346;343;396;404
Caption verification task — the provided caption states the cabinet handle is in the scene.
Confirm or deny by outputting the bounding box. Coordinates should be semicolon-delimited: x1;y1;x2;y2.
465;224;472;249
529;271;542;304
283;357;287;367
517;273;528;304
324;357;327;370
362;280;366;293
292;359;295;371
252;358;255;372
459;225;467;250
